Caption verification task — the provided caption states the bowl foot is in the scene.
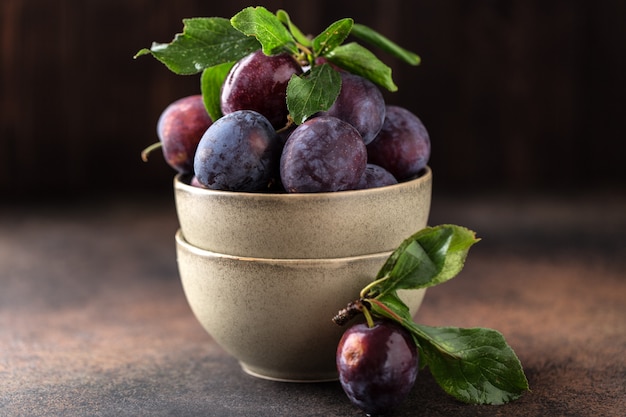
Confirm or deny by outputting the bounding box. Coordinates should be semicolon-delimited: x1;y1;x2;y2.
239;362;339;383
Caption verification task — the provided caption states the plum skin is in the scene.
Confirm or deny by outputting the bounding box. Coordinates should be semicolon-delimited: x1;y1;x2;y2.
221;50;303;129
367;105;431;181
355;164;398;190
317;72;386;145
193;110;282;192
336;320;419;415
156;95;212;174
280;116;367;193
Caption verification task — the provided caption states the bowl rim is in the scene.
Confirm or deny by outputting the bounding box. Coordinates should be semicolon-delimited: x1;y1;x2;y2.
175;166;431;200
176;229;394;263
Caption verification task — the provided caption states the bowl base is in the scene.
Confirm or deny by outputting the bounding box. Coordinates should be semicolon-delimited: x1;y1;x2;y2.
240;362;339;383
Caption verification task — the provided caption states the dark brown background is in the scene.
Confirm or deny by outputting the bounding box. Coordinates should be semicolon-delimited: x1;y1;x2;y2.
2;0;624;201
2;2;626;415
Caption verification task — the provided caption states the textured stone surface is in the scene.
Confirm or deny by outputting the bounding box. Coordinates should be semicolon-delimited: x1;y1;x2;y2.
1;192;625;416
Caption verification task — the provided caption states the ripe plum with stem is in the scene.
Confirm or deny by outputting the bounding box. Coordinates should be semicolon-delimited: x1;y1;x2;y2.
142;95;212;174
337;319;419;416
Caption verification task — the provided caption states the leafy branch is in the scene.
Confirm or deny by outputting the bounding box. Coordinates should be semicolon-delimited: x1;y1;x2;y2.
335;225;530;405
134;6;421;126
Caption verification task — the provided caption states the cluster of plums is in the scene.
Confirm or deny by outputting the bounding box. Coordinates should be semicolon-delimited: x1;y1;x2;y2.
153;49;430;194
152;49;427;415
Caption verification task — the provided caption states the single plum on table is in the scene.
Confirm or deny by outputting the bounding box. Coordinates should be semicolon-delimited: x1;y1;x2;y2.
221;50;303;129
337;320;419;416
367;105;431;181
193;110;282;192
280;116;367;193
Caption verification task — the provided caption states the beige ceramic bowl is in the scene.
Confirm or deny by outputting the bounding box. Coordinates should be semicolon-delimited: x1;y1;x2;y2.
174;167;432;381
174;167;432;259
176;230;427;382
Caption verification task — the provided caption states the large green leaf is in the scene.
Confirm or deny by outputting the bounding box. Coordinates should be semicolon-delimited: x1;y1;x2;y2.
134;17;260;75
368;294;529;405
412;325;530;404
230;6;297;55
326;42;397;91
369;225;479;297
313;18;353;57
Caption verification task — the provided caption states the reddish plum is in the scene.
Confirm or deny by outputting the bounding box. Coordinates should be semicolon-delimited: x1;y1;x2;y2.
337;320;419;415
148;95;212;174
221;50;303;129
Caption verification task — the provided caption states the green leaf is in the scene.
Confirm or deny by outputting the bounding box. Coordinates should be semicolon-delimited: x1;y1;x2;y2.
134;17;260;75
276;9;312;47
369;225;479;297
200;62;235;122
286;64;342;124
412;325;530;404
350;23;421;66
368;292;412;323
367;294;529;405
325;42;397;91
230;6;298;55
313;18;354;57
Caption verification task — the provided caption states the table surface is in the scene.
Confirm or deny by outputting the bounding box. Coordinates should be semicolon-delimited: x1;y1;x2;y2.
1;190;625;417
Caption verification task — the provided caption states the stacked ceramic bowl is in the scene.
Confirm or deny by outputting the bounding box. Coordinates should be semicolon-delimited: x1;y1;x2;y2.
174;167;432;381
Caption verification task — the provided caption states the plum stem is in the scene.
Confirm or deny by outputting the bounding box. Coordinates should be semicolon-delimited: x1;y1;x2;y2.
141;142;162;162
361;304;375;328
332;299;362;326
359;275;390;299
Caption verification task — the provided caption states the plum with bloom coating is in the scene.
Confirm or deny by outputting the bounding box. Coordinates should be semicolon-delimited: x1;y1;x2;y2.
367;105;431;181
355;164;398;190
194;110;282;192
280;116;367;193
318;72;386;145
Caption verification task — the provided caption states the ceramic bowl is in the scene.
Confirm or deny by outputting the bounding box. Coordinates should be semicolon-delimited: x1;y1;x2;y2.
174;167;432;259
175;230;427;382
174;167;432;381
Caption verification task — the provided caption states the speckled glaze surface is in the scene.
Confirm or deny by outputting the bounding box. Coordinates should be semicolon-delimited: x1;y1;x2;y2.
175;230;426;382
174;167;432;259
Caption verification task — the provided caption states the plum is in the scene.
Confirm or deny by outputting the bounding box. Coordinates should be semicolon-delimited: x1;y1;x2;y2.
337;320;419;415
193;110;282;192
143;95;212;174
317;72;386;145
355;164;398;190
367;105;431;181
280;116;367;193
221;50;303;129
